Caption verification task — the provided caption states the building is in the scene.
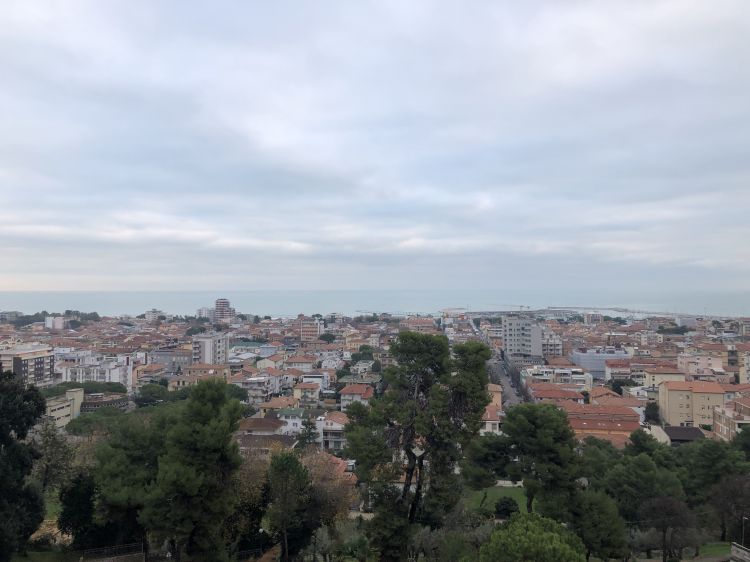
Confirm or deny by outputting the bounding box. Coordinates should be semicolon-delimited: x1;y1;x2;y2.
559;402;641;448
714;397;750;442
293;382;320;408
144;309;164;322
61;360;129;388
149;347;192;375
658;381;725;427
569;347;631;380
480;383;504;436
277;408;306;436
340;383;375;410
501;315;543;364
45;388;84;428
0;344;55;387
285;355;317;372
521;365;593;393
317;411;349;452
197;307;215;322
192;332;230;365
214;298;234;324
80;393;129;413
299;315;325;342
44;316;66;330
640;367;686;388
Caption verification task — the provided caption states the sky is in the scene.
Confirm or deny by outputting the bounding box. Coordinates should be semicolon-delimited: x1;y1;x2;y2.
1;1;749;296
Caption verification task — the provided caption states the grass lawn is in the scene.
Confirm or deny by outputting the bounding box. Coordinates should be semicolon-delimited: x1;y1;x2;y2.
463;485;527;513
44;489;62;520
696;542;730;557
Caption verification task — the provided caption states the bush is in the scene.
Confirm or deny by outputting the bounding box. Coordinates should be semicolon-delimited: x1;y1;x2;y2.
494;497;520;519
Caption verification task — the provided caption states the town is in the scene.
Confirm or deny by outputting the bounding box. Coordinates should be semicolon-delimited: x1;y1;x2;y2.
3;299;750;561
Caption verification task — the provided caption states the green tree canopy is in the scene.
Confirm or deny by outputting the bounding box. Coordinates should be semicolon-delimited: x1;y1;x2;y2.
267;451;313;561
0;371;46;562
139;380;243;561
501;403;579;512
478;513;585;562
568;490;627;562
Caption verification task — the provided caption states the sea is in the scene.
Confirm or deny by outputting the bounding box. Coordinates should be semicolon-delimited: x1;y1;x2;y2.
0;290;749;318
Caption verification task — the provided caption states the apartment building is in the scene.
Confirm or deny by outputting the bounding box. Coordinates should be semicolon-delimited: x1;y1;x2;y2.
501;315;542;364
658;381;725;427
522;365;593;393
340;383;375;410
299;315;324;342
149;347;192;375
317;411;348;452
192;332;230;364
0;344;55;387
714;397;750;442
45;388;84;428
569;347;631;380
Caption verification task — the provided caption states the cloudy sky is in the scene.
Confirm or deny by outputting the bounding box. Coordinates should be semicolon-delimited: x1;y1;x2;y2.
1;1;749;298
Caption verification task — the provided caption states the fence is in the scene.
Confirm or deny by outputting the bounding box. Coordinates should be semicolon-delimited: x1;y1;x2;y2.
83;543;143;560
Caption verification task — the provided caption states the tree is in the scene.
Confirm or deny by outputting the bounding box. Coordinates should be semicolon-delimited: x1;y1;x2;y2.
709;474;750;542
346;334;491;525
267;451;313;561
96;406;176;547
611;379;637;396
675;438;748;506
134;383;169;407
494;497;519;519
295;417;319;450
0;371;46;562
65;406;126;438
638;497;694;562
58;471;118;549
222;456;270;554
30;419;74;492
461;434;510;508
569;490;627;562
501;403;579;513
645;402;660;424
318;333;336;344
579;437;622;489
140;380;243;561
478;513;586;562
601;453;684;523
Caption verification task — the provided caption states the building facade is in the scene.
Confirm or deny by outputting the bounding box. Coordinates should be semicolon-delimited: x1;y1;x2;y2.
0;344;55;387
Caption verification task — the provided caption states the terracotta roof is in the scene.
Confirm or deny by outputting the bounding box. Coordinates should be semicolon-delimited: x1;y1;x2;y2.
605;359;631;368
532;388;583;400
568;418;640;433
259;396;297;409
594;395;643;408
722;384;750;393
662;381;725;393
237;417;285;432
589;387;620;399
482;404;504;422
286;355;317;363
325;411;349;425
340;383;375;399
645;367;685;374
295;382;320;390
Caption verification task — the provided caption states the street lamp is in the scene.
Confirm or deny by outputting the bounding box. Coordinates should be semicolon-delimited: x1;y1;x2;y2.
742;516;748;547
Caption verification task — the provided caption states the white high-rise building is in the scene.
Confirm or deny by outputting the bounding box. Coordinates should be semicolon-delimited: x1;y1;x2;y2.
214;298;234;324
192;332;230;365
501;315;543;364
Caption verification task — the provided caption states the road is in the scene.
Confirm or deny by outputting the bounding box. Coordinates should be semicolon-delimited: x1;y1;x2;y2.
487;355;523;407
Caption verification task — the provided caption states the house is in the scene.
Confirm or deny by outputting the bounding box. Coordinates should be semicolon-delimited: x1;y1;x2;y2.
317;411;349;452
237;376;277;404
236;417;285;436
480;403;504;436
558;402;641;448
663;426;706;447
294;382;320;408
528;383;584;405
277;408;306;436
302;370;331;391
257;354;286;370
258;396;298;416
352;360;376;375
640;367;686;388
714;397;750;442
285;355;318;373
488;383;502;407
340;383;375;410
658;381;725;427
185;363;231;380
236;434;296;458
